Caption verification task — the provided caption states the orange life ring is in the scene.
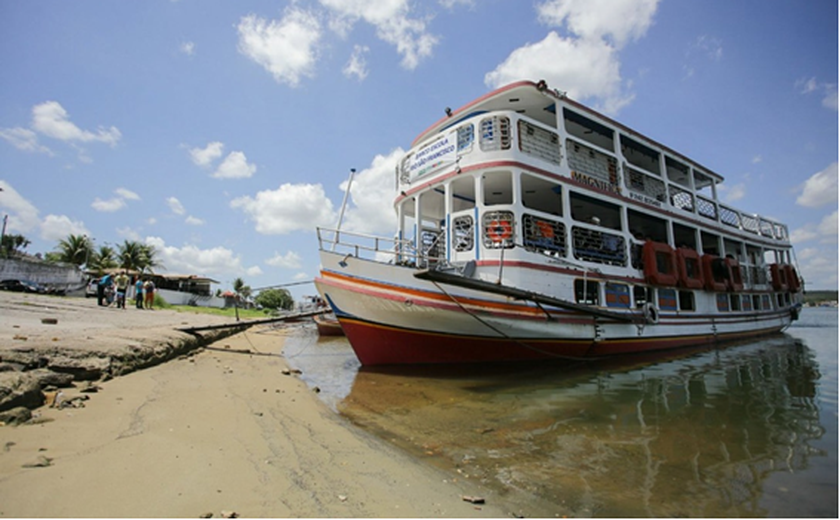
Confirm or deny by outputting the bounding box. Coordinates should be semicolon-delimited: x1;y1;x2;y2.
535;220;554;239
488;220;513;242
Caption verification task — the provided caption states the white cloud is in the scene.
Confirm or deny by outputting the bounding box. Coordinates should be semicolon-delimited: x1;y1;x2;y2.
791;210;838;245
237;8;322;87
339;149;402;235
796;162;837;207
690;35;723;62
230;183;337;235
796;77;838;112
320;0;438;70
91;197;127;212
266;250;303;268
189;141;224;167
180;41;196;56
485;0;659;114
485;33;633;114
720;182;746;203
117;226;142;241
343;44;370;81
817;210;838;240
40;214;90;241
536;0;659;49
31;101;121;146
0;127;53;155
0;180;41;233
213;151;257;179
145;236;260;277
185;215;205;226
115;187;140;200
167;197;186;215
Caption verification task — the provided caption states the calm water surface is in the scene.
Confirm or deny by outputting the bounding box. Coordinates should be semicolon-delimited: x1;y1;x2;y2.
281;307;838;517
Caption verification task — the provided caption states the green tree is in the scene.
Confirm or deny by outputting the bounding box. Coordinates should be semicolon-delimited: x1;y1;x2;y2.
232;277;252;302
88;245;119;274
0;233;31;258
117;240;161;273
55;234;92;267
254;288;294;311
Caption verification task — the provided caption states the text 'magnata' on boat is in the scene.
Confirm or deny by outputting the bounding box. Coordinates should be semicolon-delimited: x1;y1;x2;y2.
314;80;804;366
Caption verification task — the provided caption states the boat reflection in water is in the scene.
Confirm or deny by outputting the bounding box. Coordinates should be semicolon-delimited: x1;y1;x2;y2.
337;336;829;517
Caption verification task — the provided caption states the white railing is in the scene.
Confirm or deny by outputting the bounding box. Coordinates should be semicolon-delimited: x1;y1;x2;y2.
316;227;445;267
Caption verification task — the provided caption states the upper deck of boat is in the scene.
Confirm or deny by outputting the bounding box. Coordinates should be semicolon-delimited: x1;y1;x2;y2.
398;80;790;248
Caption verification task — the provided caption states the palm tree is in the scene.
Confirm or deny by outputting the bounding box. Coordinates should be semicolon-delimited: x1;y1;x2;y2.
117;240;162;273
88;245;118;274
55;234;93;267
232;277;252;302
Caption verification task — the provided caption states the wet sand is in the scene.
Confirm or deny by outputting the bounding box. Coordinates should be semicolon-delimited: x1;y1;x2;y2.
0;324;509;518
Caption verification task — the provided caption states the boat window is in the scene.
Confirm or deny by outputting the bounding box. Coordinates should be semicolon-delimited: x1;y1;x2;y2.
672;223;697;249
567;139;620;190
480;116;511;151
633;286;653;308
522;214;566;256
620;134;661;176
752;294;761;310
482;171;513;206
723;239;743;261
716;293;729;312
521;173;562;215
451;215;474;252
562;108;614;151
571;226;626;266
450;176;475;212
482;210;515;249
457;123;475;153
518;120;561;165
570;192;621;230
742;295;754;311
701;231;720;256
729;294;741;311
762;294;772;310
665;157;690;187
625;167;666;204
574;279;600;305
678;290;695;311
605;283;631;308
628;209;668;242
658;288;678;310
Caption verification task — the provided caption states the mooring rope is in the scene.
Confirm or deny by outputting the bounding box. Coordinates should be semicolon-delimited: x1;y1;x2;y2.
429;280;591;362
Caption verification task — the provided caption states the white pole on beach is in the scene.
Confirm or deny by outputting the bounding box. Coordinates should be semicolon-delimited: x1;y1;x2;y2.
332;168;356;251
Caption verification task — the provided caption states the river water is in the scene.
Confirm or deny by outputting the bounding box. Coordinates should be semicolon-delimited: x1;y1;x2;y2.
280;307;837;517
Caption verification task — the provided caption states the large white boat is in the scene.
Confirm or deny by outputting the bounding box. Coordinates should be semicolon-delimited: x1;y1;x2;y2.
315;80;803;366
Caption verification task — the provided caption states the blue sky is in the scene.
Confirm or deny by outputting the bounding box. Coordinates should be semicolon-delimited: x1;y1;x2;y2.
0;0;837;297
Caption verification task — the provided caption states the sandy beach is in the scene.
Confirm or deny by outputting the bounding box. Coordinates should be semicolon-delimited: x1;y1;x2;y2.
0;294;510;518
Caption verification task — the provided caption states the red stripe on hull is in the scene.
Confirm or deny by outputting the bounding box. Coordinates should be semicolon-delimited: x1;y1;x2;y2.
338;318;784;366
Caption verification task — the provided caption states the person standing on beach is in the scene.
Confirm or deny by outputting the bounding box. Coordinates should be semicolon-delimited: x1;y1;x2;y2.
97;274;113;306
134;277;144;309
114;271;130;309
144;278;155;309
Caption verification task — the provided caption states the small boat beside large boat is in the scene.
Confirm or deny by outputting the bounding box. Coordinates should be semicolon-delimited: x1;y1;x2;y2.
315;80;803;366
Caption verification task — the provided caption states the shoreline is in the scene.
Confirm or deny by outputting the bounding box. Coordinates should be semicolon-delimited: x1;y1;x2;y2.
0;294;514;517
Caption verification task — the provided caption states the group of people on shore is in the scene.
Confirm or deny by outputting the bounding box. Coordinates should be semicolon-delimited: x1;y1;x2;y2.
96;272;156;310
